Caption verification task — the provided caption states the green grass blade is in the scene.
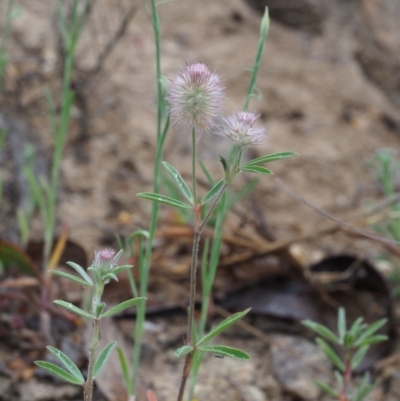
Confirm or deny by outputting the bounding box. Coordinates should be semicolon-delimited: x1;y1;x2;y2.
117;347;133;395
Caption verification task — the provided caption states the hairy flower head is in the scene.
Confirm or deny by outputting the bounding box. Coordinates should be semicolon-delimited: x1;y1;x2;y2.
220;111;265;147
167;62;224;136
92;248;122;275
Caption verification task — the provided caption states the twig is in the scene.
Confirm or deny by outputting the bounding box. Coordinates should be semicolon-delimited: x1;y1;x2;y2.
220;189;400;267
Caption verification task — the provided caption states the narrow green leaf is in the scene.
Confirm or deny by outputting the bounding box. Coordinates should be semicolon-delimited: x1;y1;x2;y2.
346;317;364;345
337;308;346;343
334;371;344;389
100;297;146;319
95;302;106;318
355;373;375;401
93;341;116;379
54;300;93;319
316;338;345;372
112;264;133;275
66;261;93;286
198;345;250;361
240;165;272;175
244;152;297;166
51;270;93;287
35;361;84;385
175;345;193;358
355;384;375;401
46;346;84;383
87;266;102;283
137;192;192;209
356;335;388;347
314;380;338;398
351;345;369;370
0;127;8;150
219;155;228;173
302;320;340;345
117;347;133;395
103;272;118;283
354;318;387;346
196;308;251;347
199;160;215;186
201;179;225;206
162;161;193;204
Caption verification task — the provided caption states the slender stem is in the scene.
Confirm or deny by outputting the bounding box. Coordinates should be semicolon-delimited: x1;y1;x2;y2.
340;354;352;401
199;183;228;233
177;354;192;401
84;281;104;401
0;0;14;93
192;128;197;202
131;0;166;394
185;125;200;345
242;8;270;111
84;318;100;401
186;230;201;345
40;2;88;339
177;184;228;401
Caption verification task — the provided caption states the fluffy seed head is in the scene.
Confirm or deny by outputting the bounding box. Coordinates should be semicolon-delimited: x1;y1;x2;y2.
167;62;224;136
220;111;265;147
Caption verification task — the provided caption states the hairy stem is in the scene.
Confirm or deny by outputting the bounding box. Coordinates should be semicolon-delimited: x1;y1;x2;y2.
84;318;100;401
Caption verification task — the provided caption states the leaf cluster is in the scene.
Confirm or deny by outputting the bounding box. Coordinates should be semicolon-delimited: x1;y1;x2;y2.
302;308;387;401
175;309;251;361
35;342;117;386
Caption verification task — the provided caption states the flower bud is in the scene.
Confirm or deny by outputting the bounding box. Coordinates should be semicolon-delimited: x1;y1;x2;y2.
220;111;265;147
92;248;122;275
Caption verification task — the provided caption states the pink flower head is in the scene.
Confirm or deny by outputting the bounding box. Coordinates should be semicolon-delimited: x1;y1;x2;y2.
92;248;122;274
167;62;224;136
220;111;265;147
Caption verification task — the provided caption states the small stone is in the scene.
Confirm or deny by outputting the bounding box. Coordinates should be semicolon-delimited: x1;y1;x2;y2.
270;335;330;400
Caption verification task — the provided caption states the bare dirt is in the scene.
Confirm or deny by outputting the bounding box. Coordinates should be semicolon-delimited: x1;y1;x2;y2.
1;0;400;400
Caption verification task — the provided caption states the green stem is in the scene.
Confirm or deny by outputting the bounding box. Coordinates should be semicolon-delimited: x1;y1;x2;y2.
192;128;198;202
199;183;227;233
84;319;100;401
243;8;270;111
186;230;201;345
131;0;167;394
177;184;229;401
84;282;104;401
40;1;90;339
0;0;14;93
339;349;354;401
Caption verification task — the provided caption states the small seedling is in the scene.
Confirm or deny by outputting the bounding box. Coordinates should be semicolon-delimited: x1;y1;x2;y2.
302;308;388;401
